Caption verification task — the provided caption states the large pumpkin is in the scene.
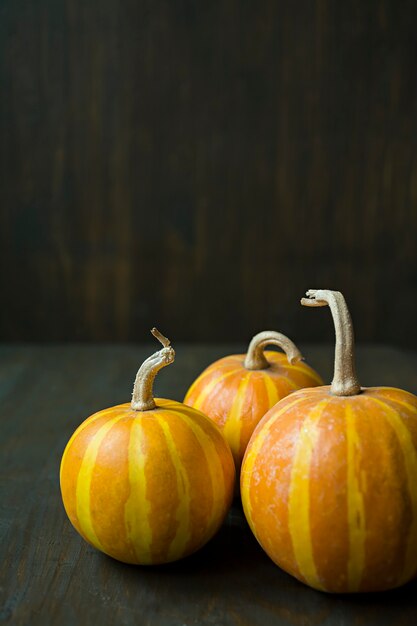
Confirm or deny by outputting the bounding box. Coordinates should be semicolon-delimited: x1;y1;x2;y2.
60;329;235;565
184;330;322;469
241;290;417;593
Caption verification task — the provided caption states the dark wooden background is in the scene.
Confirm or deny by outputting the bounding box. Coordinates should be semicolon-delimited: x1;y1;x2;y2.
1;0;417;345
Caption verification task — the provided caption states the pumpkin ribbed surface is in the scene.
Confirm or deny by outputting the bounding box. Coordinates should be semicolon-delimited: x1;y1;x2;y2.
60;398;235;565
185;351;322;467
241;385;417;592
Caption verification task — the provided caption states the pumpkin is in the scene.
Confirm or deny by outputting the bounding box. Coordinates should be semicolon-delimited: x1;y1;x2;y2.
241;290;417;593
184;330;322;469
60;328;235;565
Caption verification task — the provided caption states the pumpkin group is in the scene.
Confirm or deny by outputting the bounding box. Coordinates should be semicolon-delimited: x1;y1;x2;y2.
241;290;417;592
60;329;235;565
184;330;322;468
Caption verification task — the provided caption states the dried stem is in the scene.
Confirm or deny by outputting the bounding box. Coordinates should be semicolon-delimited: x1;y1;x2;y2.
244;330;303;370
131;328;175;411
301;290;361;396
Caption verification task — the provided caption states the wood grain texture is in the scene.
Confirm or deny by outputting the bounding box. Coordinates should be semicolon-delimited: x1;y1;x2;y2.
1;343;417;625
1;0;417;344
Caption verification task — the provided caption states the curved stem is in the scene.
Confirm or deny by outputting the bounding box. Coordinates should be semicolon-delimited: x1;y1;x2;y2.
301;289;361;396
131;328;175;411
244;330;303;370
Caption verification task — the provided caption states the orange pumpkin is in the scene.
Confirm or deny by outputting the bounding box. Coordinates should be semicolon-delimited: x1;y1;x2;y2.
241;290;417;593
60;329;235;565
184;330;322;469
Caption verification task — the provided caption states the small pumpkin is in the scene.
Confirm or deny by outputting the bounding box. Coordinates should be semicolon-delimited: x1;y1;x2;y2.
60;328;235;565
241;290;417;593
184;330;322;469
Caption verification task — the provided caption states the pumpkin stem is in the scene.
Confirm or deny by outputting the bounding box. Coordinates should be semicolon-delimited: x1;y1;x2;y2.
131;328;175;411
244;330;303;370
301;290;361;396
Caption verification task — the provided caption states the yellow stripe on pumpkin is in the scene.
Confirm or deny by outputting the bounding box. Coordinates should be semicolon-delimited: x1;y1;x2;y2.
345;403;366;592
60;409;122;483
191;369;242;411
184;366;218;401
287;399;329;591
124;417;153;563
76;414;125;551
158;416;191;561
223;374;251;460
170;409;226;534
276;375;299;392
262;373;279;407
241;395;309;537
368;397;417;585
285;363;323;385
380;391;417;416
184;360;240;402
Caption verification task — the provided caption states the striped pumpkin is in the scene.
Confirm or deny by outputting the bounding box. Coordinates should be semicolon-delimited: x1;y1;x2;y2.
241;290;417;592
60;329;235;565
184;330;322;469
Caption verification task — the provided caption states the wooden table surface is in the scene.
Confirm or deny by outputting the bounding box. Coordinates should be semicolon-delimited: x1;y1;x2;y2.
2;343;417;626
